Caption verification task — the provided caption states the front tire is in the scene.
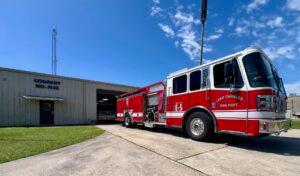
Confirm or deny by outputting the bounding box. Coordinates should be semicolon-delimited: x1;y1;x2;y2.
185;112;213;141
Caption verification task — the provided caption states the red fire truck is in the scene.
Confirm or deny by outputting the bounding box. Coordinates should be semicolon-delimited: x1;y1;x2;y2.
116;47;290;140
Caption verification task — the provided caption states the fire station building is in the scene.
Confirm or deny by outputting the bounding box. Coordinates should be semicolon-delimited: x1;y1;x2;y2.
0;67;137;127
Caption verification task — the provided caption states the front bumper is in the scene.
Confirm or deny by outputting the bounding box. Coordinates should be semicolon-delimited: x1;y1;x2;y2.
259;119;291;134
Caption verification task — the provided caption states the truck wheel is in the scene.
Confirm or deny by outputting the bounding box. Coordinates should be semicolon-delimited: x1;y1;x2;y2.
124;115;132;128
186;112;213;141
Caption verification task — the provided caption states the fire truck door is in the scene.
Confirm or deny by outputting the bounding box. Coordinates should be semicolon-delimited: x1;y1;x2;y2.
167;74;189;127
211;59;247;133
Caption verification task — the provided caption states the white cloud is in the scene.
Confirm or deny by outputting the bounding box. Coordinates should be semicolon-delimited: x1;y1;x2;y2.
206;28;223;41
216;29;224;34
235;26;248;35
150;2;212;61
166;9;205;60
173;11;212;60
174;11;200;26
263;46;295;60
177;25;201;60
266;17;284;28
263;47;278;60
228;18;235;26
175;21;212;60
175;41;180;47
203;45;213;53
277;46;295;59
287;0;300;11
227;11;299;62
151;6;162;16
158;23;175;37
153;0;160;4
207;34;222;41
247;0;268;13
151;0;300;66
203;59;212;64
277;46;292;54
150;0;162;16
285;81;300;95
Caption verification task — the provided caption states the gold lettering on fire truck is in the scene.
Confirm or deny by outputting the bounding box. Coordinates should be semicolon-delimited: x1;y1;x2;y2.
220;103;238;108
216;94;243;108
216;94;243;103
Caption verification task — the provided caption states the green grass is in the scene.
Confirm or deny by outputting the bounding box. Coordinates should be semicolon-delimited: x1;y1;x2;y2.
0;126;104;163
292;119;300;129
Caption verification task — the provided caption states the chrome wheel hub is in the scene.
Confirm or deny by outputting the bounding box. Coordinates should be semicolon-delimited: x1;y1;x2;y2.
190;118;204;136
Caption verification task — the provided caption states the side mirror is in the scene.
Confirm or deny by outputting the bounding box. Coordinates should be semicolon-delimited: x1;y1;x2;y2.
230;84;239;93
224;62;233;84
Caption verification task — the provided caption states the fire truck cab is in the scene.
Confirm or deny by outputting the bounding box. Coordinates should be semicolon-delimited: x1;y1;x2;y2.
116;47;291;140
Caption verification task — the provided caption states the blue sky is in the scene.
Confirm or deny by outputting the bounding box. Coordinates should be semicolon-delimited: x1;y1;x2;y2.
1;0;300;94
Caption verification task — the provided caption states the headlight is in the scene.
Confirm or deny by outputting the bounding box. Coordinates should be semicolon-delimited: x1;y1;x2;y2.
257;95;274;111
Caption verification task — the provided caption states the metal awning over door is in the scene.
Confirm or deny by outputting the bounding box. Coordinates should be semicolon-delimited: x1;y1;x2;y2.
22;95;64;102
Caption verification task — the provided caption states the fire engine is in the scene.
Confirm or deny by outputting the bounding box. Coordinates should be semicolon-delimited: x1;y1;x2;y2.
116;47;291;140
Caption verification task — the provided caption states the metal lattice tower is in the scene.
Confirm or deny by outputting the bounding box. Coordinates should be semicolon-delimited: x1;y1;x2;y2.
52;28;57;75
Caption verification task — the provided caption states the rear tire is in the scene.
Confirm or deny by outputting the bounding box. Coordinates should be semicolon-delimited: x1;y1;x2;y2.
185;112;213;141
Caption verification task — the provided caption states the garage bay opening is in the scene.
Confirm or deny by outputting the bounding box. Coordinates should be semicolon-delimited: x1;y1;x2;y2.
96;89;124;122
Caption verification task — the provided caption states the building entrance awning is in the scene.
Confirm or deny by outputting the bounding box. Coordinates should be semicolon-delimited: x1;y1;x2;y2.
23;95;64;102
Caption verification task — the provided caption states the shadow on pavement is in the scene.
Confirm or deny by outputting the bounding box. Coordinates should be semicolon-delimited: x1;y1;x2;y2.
219;134;300;156
139;125;300;156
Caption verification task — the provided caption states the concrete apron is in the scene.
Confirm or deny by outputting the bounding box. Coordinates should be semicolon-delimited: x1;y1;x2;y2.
0;132;203;176
99;124;227;160
99;124;300;176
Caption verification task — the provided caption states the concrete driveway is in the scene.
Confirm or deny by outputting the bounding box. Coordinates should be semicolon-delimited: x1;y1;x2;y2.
0;124;299;176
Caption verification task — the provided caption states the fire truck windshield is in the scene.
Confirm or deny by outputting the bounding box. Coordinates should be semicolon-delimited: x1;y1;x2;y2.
274;69;286;95
243;52;278;89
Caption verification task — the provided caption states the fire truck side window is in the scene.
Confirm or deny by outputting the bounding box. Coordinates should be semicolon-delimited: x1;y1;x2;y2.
190;70;201;91
214;59;243;88
173;75;187;94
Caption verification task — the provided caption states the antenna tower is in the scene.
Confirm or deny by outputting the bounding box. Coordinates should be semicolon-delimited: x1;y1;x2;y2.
52;28;57;75
200;0;207;65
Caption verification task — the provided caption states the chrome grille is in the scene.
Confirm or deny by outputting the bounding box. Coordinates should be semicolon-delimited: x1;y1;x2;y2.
273;96;287;113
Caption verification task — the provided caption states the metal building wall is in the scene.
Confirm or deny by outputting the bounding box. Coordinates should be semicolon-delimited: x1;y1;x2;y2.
0;68;98;126
0;67;136;126
287;96;300;118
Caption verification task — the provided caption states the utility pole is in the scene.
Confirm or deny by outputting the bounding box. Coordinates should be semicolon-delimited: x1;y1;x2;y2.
200;0;207;65
52;28;57;75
